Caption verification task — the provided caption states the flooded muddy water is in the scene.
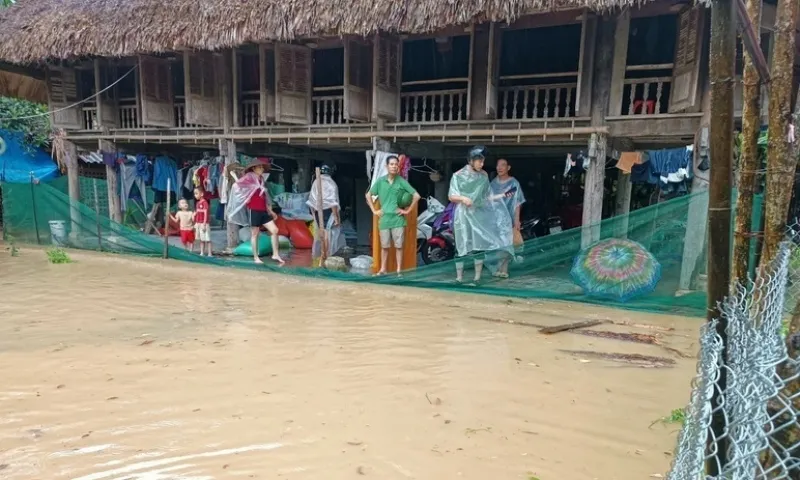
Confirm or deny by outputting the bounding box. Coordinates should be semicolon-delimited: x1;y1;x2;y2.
0;248;701;480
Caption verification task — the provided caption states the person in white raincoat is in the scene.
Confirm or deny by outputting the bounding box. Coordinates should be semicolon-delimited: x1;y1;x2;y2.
226;157;284;265
448;146;514;285
307;164;344;258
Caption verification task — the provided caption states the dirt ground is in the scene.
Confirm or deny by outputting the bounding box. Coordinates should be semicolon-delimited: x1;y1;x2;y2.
0;247;700;480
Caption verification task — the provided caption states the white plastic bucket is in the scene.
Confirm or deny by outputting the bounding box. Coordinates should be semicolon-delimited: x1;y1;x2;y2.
48;220;67;246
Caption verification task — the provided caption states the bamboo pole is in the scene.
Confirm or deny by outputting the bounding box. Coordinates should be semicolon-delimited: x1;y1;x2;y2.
314;167;327;265
163;179;171;259
706;0;736;474
93;179;103;251
731;0;763;288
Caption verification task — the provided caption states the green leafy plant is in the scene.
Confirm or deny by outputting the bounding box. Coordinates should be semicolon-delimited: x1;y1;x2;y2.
46;247;71;264
0;97;50;152
651;408;686;427
6;235;19;257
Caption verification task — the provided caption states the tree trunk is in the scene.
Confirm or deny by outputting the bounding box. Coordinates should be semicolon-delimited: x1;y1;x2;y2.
757;0;799;270
730;0;763;289
758;0;800;471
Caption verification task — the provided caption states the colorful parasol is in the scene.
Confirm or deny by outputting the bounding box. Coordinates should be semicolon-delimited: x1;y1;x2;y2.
570;238;661;302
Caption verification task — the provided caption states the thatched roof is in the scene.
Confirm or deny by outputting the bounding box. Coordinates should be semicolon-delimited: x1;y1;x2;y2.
0;0;650;65
0;71;46;103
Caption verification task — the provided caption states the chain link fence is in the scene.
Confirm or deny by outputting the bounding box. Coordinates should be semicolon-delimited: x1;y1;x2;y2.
667;227;800;479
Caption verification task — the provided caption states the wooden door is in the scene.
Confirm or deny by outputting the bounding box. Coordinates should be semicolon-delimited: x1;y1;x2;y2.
259;44;276;123
668;7;705;112
94;59;119;128
372;34;401;121
47;67;82;129
344;39;371;122
138;55;174;127
485;23;502;118
184;51;221;126
275;44;312;125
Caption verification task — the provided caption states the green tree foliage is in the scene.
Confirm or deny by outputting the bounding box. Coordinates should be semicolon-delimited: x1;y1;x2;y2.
0;0;50;151
0;96;51;150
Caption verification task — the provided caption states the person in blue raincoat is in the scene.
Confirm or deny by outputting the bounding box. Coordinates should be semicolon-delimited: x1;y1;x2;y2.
490;158;525;278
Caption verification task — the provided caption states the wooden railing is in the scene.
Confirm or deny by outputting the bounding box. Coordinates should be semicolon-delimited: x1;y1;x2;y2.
119;104;140;129
621;77;671;116
174;102;187;128
498;83;578;120
400;89;468;123
82;106;99;130
313;95;345;125
240;99;261;127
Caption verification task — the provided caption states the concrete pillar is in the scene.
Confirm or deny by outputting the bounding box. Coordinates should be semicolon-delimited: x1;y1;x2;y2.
98;139;122;223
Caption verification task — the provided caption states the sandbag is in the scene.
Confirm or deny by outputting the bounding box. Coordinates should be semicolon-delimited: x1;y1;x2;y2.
286;221;313;249
238;226;251;244
232;233;273;256
273;215;290;237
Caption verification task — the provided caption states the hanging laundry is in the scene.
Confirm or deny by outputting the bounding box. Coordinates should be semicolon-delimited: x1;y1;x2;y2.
615;151;645;174
119;156;148;213
153;155;179;192
135;154;151;183
101;151;117;167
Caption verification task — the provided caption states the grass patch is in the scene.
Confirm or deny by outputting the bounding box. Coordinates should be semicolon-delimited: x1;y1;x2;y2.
46;247;72;264
651;408;686;428
6;235;19;257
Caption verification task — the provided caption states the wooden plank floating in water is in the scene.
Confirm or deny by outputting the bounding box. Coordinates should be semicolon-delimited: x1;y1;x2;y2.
560;349;676;368
538;319;604;334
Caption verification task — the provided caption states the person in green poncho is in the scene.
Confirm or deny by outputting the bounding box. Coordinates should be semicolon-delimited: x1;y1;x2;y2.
366;155;421;275
448;146;515;284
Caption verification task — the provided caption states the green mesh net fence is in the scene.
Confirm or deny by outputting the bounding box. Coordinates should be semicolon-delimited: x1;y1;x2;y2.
1;178;734;317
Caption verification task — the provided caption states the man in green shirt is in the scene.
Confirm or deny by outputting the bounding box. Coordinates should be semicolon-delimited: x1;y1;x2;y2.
366;155;421;275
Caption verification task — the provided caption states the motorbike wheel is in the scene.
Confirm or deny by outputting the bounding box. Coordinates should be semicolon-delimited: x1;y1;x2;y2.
421;242;455;265
416;238;426;254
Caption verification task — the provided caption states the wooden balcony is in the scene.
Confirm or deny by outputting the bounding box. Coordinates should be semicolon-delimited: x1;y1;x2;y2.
498;83;578;120
619;77;672;116
313;94;345;125
81;102;141;130
400;89;468;123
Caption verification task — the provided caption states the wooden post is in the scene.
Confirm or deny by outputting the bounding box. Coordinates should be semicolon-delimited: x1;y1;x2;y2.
221;139;240;250
99;139;122;223
93;179;103;251
607;9;631;117
731;0;764;287
614;173;632;237
163;179;172;259
64;140;81;241
315;167;327;265
581;15;616;248
220;50;234;131
706;0;736;473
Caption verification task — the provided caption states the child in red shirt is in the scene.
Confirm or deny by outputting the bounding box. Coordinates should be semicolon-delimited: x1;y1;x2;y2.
194;188;212;257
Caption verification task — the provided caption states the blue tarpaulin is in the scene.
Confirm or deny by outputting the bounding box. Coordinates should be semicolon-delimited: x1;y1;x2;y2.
0;129;59;183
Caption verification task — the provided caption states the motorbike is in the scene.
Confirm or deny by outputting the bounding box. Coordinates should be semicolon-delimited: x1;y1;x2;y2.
520;214;563;241
421;202;457;265
416;197;446;253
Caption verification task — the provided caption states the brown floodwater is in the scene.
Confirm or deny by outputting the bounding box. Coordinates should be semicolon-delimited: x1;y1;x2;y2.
0;247;701;480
